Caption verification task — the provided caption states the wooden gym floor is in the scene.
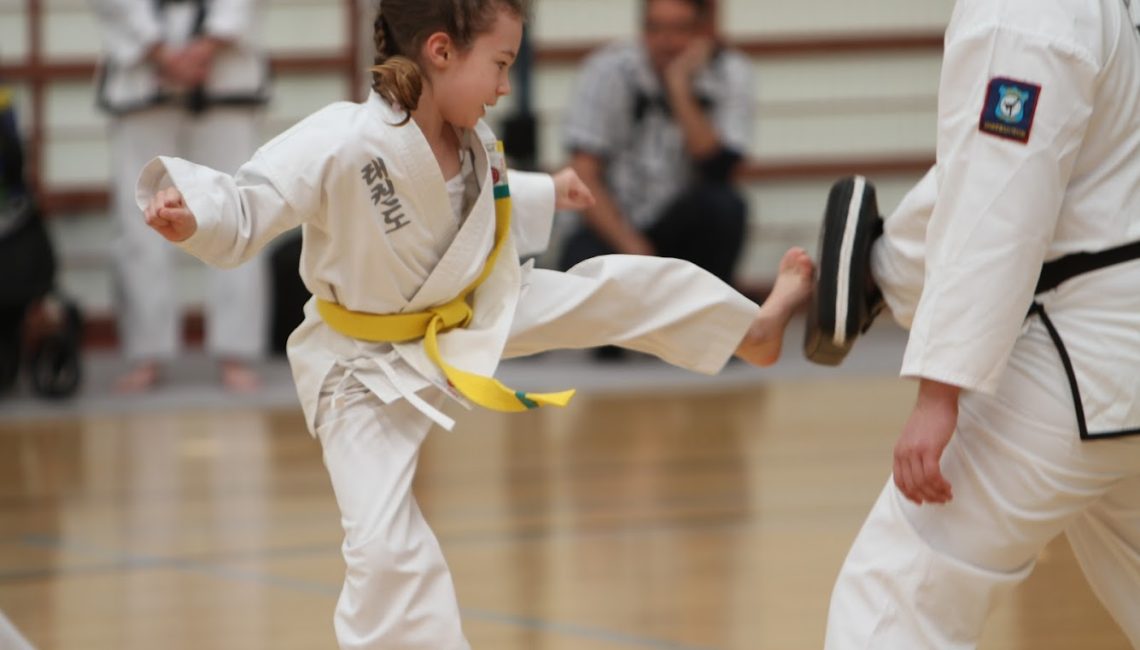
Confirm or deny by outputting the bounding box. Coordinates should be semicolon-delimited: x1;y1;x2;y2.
0;353;1132;649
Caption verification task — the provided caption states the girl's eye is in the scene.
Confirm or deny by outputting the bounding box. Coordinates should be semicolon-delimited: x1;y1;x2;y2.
497;62;508;70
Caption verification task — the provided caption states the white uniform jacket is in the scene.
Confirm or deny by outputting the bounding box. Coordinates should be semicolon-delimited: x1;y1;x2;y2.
875;0;1140;438
91;0;270;114
136;92;559;432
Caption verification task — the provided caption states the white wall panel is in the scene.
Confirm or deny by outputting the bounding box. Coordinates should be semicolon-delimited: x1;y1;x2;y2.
45;79;101;130
721;0;953;38
532;0;953;45
756;111;935;158
755;54;941;105
264;72;350;124
42;8;101;59
43;136;107;185
0;2;27;62
532;0;638;45
262;2;345;53
43;80;106;187
746;175;923;231
530;62;578;116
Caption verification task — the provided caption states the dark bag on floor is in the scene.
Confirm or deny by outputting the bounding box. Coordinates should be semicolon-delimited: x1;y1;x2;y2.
26;295;83;398
0;86;55;308
0;84;81;398
0;196;55;307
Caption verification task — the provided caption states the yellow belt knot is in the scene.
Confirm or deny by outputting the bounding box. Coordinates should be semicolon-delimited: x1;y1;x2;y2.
430;297;472;332
315;141;575;414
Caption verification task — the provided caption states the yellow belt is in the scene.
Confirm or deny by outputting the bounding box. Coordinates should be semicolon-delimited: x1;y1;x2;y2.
317;146;575;413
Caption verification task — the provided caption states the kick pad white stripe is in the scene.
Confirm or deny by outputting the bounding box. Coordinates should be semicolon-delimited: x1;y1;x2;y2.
833;175;866;347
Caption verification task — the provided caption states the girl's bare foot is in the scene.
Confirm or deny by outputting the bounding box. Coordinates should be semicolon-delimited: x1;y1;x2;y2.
735;247;815;367
115;361;162;394
220;358;261;393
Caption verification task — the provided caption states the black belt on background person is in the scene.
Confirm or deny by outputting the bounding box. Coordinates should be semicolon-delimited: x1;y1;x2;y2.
1030;239;1140;440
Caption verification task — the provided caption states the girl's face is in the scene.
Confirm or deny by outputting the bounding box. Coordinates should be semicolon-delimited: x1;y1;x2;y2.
431;9;522;129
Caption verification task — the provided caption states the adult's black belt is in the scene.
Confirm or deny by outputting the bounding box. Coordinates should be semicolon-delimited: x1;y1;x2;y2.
1032;238;1140;440
1035;239;1140;293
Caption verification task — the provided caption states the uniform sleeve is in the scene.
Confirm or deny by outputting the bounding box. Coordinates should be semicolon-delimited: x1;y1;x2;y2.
901;22;1099;393
712;51;754;156
203;0;257;42
89;0;163;66
562;49;633;157
507;170;555;257
135;153;310;269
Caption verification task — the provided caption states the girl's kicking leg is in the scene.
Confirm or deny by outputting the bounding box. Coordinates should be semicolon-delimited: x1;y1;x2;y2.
504;248;814;373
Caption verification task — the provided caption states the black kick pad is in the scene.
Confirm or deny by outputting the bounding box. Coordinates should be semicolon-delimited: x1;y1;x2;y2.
803;176;885;366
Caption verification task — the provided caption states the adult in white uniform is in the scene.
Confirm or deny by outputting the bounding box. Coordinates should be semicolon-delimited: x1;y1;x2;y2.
825;0;1140;647
92;0;271;391
135;1;815;648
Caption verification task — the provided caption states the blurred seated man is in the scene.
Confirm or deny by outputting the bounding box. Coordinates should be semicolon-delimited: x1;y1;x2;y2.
559;0;754;288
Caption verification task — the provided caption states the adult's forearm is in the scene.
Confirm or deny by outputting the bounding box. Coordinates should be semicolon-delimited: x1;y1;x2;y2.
581;189;652;255
666;79;721;160
916;378;961;412
570;153;653;254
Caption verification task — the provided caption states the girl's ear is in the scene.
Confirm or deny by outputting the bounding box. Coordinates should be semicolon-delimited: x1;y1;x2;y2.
422;31;454;68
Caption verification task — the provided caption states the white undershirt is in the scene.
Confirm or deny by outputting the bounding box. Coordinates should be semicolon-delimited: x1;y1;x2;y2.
445;144;479;223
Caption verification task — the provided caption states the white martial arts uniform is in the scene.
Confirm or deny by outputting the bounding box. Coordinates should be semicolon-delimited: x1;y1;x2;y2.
135;91;759;649
0;611;34;650
93;0;269;361
826;0;1140;648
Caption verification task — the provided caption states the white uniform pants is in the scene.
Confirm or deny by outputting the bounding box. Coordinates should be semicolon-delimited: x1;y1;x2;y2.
506;255;758;370
0;611;34;650
826;184;1140;649
110;106;267;361
316;374;469;650
314;258;757;649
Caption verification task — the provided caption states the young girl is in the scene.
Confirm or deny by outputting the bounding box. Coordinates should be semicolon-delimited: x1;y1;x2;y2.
139;0;813;647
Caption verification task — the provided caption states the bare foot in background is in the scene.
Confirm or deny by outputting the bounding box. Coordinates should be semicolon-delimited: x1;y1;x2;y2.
735;247;815;367
114;361;162;394
220;358;261;393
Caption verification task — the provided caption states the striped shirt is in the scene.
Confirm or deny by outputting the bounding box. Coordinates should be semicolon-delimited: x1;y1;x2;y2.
563;41;754;229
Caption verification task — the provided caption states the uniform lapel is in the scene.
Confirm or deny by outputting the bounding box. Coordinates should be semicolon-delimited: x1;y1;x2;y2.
366;95;496;312
404;127;496;311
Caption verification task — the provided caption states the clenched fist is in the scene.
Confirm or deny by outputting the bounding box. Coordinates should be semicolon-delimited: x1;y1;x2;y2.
552;167;596;211
144;186;198;242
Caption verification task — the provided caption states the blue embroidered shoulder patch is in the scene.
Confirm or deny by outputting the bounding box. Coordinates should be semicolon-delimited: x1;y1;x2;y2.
979;77;1041;144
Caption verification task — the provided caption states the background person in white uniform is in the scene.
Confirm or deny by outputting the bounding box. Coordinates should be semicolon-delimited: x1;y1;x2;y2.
92;0;271;392
825;0;1140;648
135;0;815;647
